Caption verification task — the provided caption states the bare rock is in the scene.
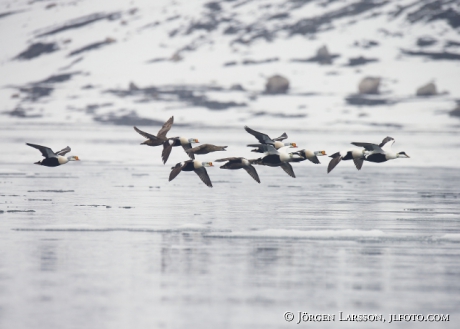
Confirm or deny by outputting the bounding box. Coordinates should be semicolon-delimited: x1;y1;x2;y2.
129;82;139;91
316;45;332;64
416;82;437;96
358;77;381;94
230;84;245;91
265;75;289;94
170;52;183;62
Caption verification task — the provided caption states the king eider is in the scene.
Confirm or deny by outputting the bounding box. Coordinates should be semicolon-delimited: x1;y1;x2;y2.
251;145;303;178
185;144;227;157
248;142;297;153
327;137;395;173
133;116;174;147
162;136;199;164
291;149;327;164
351;137;410;163
169;160;213;187
215;157;260;183
244;125;290;145
26;143;79;167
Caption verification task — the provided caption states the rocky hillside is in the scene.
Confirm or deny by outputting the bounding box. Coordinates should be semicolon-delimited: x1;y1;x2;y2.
1;0;459;131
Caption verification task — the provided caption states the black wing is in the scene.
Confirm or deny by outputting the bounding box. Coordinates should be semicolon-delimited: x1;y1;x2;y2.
351;142;382;152
162;141;173;164
244;126;274;144
280;162;296;178
379;136;395;148
244;165;261;183
56;146;71;156
169;162;185;182
194;167;213;187
327;152;342;173
273;132;288;141
133;126;159;140
157;116;174;139
308;156;320;164
26;143;56;158
182;143;195;159
353;157;364;170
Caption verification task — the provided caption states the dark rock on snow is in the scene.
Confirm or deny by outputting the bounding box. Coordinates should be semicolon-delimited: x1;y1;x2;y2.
265;75;289;94
416;82;437;96
358;77;381;94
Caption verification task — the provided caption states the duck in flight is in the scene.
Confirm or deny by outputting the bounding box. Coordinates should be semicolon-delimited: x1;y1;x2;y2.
133;116;174;147
248;142;297;153
162;137;199;164
252;145;303;178
352;137;410;163
215;157;260;183
186;144;227;157
169;160;213;187
328;137;404;173
291;149;327;164
26;143;79;167
244;125;287;144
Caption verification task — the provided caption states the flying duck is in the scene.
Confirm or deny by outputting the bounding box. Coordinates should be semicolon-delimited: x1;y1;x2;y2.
215;157;260;183
26;143;79;167
327;137;397;173
162;136;199;164
248;142;297;153
186;144;227;157
133;116;174;147
244;126;288;145
351;137;410;163
291;149;327;164
169;160;213;187
251;145;303;178
327;149;365;173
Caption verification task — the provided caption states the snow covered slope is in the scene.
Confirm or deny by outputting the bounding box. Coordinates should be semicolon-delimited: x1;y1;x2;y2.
1;0;460;132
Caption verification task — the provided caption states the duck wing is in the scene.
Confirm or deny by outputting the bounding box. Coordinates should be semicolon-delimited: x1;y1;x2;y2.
351;142;383;153
194;167;213;187
156;116;174;139
182;143;195;159
353;157;364;170
327;152;343;173
280;162;296;178
379;136;395;151
56;146;71;156
169;161;187;182
244;126;274;144
162;140;173;164
308;155;320;164
244;165;261;183
273;132;288;141
133;126;159;141
26;143;57;158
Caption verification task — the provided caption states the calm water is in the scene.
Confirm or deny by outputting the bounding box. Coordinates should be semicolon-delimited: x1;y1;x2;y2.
1;124;459;329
